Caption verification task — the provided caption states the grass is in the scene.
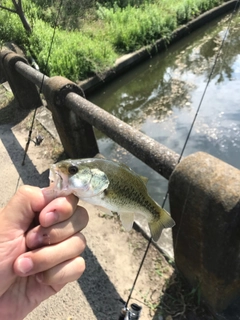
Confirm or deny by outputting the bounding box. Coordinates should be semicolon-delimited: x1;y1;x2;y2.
0;0;225;81
157;271;216;319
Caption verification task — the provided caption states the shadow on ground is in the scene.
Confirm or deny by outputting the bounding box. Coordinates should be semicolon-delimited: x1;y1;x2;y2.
0;123;48;187
0;98;29;125
79;246;123;319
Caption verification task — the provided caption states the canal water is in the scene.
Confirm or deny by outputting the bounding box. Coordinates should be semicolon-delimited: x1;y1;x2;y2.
89;12;240;208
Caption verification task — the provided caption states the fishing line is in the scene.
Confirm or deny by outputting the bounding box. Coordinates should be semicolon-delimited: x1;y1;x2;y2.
122;2;240;313
21;0;63;166
177;1;240;165
173;0;240;253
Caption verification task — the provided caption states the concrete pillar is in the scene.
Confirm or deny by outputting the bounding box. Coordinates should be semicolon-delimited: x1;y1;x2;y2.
43;76;99;158
169;152;240;312
0;50;42;109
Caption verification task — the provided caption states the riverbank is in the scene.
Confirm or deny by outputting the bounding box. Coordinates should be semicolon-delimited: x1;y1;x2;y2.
79;0;239;95
0;0;235;82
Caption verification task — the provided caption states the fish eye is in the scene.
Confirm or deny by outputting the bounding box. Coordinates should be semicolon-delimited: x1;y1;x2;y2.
68;165;78;175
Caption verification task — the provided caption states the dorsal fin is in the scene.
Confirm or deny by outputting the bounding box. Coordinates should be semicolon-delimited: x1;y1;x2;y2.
139;175;148;185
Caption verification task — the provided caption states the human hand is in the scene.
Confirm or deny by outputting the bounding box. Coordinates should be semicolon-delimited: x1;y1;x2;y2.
0;185;88;320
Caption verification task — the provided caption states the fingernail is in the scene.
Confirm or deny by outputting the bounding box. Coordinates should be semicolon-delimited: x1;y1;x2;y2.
17;257;33;274
44;210;58;225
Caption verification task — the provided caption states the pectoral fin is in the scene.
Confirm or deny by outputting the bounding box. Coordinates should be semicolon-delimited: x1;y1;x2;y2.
95;205;113;216
119;212;135;231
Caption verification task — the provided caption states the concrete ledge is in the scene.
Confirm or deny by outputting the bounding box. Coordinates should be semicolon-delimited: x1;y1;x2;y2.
0;50;42;109
79;0;238;95
169;152;240;312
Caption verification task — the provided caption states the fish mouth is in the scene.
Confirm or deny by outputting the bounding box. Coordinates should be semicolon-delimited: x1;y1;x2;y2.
49;165;69;193
49;167;62;189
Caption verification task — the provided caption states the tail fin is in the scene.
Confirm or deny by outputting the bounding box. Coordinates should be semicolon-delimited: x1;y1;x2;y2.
148;208;175;242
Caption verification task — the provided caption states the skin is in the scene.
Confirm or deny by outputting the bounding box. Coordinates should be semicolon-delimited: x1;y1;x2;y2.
0;185;89;320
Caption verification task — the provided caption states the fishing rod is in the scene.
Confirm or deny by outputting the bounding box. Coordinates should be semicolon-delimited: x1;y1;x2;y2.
21;0;63;166
117;1;240;318
118;301;142;320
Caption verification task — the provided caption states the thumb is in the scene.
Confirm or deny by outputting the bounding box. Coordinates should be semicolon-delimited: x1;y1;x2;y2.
0;185;57;241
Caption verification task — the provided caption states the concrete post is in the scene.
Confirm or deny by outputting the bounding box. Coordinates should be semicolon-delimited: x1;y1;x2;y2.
0;50;42;109
169;152;240;312
43;76;99;158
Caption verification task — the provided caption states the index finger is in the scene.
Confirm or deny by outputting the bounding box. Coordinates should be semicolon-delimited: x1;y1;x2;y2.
39;194;79;227
0;185;59;239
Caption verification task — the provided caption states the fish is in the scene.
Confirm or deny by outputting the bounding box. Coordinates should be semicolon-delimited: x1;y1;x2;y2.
49;158;175;242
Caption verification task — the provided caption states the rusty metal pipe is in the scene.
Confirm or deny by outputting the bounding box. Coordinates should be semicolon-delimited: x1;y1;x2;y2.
15;61;49;89
65;92;180;180
13;59;180;178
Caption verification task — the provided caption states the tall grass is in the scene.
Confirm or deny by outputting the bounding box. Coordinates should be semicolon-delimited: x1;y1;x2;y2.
96;0;224;52
96;2;178;52
0;0;225;80
29;20;117;80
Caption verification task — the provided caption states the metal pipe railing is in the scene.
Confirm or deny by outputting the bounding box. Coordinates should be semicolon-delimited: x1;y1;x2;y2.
65;92;180;180
2;50;180;179
15;61;49;88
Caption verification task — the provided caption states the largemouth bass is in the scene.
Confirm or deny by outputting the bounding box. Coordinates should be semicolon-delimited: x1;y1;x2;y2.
49;158;175;242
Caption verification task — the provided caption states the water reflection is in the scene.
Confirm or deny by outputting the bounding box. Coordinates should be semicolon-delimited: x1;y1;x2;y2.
90;13;240;199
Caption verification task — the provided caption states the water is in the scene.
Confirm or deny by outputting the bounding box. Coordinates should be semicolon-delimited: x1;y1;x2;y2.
89;12;240;205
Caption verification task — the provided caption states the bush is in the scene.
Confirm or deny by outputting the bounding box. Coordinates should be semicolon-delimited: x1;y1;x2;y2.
32;0;96;30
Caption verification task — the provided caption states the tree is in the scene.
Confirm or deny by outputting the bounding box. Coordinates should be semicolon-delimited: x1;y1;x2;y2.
0;0;32;34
